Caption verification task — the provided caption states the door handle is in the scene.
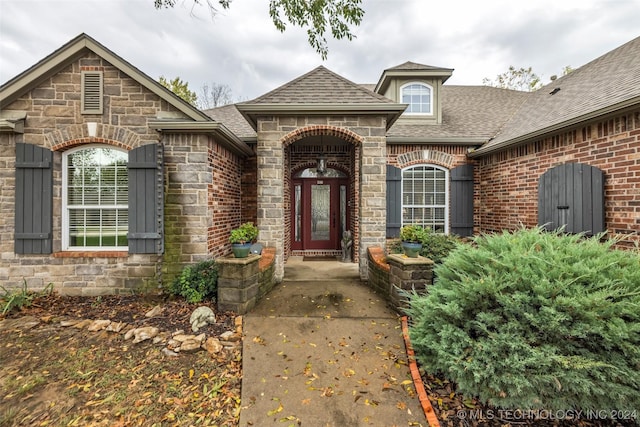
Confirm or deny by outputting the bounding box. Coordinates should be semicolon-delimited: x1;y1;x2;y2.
333;212;336;228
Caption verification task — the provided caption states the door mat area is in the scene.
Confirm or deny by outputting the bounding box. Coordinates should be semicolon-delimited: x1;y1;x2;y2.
303;256;339;261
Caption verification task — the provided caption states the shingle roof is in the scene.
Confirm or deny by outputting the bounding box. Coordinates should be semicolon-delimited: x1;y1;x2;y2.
387;86;529;141
204;104;256;139
386;61;451;72
473;36;640;156
247;65;395;104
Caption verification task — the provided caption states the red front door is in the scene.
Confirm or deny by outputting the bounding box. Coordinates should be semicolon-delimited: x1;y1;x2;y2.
292;178;348;251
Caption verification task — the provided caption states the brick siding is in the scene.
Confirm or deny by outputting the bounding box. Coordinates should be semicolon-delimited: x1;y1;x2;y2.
477;108;640;248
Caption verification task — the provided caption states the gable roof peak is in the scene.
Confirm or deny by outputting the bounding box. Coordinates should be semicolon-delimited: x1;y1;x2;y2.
246;64;396;105
375;61;454;93
386;61;451;72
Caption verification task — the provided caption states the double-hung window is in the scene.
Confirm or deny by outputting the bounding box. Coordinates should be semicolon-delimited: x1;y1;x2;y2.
402;165;448;232
62;145;128;250
401;82;432;114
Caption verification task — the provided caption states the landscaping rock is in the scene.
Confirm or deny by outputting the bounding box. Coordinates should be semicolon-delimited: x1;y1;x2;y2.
87;319;111;332
131;326;159;344
145;305;163;318
204;337;223;355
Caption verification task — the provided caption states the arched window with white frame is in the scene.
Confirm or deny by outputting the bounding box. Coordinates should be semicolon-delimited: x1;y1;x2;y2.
62;145;128;250
401;82;433;114
402;164;448;232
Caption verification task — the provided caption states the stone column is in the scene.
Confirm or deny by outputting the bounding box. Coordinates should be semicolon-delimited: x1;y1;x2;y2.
386;254;434;310
358;124;387;280
256;119;285;281
217;254;260;314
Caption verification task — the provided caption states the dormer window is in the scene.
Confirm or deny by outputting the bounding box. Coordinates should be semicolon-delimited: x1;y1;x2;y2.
401;82;432;114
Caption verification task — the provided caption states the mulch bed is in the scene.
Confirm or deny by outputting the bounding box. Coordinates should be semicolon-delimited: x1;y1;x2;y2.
2;293;236;337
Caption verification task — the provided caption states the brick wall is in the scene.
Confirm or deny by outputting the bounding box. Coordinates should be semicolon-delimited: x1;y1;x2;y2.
477;108;640;247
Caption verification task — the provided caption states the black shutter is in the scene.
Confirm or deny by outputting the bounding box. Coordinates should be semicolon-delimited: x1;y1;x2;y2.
15;143;53;254
128;143;164;254
538;163;605;235
450;164;474;237
386;164;402;238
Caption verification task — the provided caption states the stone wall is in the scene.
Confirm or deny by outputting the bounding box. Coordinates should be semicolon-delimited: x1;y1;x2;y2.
367;246;433;313
477;108;640;248
257;118;387;281
0;52;245;294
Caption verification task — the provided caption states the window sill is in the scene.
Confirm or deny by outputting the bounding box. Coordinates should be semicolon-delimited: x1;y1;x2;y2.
53;251;128;258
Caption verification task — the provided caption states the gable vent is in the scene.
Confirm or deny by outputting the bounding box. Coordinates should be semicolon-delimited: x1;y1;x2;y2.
81;71;103;114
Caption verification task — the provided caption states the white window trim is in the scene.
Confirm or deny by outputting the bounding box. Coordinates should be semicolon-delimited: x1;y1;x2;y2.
62;144;128;251
400;82;433;115
401;164;449;233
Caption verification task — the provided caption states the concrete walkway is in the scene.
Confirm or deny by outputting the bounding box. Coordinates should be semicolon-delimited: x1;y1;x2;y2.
239;257;426;427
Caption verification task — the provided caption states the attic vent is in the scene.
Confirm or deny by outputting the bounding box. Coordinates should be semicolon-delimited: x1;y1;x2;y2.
81;71;103;114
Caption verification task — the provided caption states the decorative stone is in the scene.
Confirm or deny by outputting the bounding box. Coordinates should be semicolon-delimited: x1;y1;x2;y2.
87;319;111;332
132;326;159;344
106;321;127;333
220;331;240;342
190;306;216;332
179;339;202;353
73;319;93;329
172;334;194;343
204;337;223;355
60;319;81;327
162;348;179;357
145;305;164;318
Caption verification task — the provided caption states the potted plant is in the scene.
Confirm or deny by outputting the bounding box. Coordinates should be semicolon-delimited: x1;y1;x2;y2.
229;222;259;258
399;224;428;258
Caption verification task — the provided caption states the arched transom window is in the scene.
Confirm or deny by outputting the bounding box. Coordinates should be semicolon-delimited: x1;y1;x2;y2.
401;82;433;114
62;145;128;250
402;164;448;232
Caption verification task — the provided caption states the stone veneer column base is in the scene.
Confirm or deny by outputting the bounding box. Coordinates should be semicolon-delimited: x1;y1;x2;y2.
217;254;261;314
367;247;434;312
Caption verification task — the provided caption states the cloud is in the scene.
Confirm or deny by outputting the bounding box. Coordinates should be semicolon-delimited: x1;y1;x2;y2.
1;0;638;99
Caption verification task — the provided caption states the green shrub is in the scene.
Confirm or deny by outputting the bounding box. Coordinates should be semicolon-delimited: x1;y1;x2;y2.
168;260;218;303
229;222;259;244
406;227;640;413
1;281;54;316
390;229;461;264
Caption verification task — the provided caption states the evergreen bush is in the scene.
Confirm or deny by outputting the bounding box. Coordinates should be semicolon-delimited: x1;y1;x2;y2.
389;230;460;264
406;227;640;413
168;260;218;303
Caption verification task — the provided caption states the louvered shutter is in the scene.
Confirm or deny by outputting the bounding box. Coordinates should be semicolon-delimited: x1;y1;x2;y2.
386;164;402;238
128;143;164;254
538;163;605;235
15;143;53;254
450;164;474;237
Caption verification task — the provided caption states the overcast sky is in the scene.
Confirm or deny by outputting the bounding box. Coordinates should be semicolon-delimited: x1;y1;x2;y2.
0;0;639;103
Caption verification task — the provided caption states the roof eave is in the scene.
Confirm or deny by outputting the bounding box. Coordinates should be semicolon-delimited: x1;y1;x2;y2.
148;120;254;157
468;96;640;158
236;103;408;131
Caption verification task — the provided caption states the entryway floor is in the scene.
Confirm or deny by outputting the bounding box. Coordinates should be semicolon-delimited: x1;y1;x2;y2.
239;257;426;426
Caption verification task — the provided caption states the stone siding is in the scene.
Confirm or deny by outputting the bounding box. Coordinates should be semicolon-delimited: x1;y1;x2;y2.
477;108;640;248
0;52;244;294
257;117;387;280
